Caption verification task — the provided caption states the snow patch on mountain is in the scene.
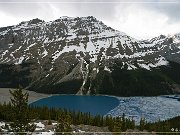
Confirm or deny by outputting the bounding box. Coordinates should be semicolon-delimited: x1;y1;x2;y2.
24;43;36;51
173;33;180;43
104;66;111;72
155;57;169;67
15;56;25;65
138;63;151;70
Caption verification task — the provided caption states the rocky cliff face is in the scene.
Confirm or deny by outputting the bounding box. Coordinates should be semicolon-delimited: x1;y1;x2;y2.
0;16;180;95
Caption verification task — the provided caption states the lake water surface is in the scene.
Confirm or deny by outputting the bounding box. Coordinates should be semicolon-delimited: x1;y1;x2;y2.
31;95;180;123
31;95;119;115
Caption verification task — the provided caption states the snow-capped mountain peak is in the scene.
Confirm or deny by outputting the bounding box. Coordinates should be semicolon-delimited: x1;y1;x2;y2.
0;16;180;94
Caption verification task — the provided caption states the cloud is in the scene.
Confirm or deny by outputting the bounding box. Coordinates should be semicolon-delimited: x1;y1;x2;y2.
106;3;180;39
141;1;180;22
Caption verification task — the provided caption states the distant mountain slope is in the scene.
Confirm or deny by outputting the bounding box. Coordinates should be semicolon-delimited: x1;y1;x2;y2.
0;16;180;95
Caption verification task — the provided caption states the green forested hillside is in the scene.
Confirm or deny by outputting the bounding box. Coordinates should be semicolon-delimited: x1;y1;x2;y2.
92;61;180;96
0;60;180;96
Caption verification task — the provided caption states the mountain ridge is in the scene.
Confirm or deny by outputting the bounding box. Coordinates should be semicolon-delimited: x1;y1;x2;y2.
0;16;180;96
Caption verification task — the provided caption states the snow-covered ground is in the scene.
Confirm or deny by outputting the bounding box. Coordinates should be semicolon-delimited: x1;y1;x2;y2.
106;95;180;124
0;121;103;134
0;121;55;134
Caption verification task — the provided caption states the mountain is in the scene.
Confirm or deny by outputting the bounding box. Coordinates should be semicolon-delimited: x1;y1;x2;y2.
0;16;180;96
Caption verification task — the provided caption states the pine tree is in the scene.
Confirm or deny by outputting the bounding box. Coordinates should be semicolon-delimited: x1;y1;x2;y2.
163;121;170;133
121;113;126;131
3;88;36;135
112;117;122;135
48;112;52;125
107;116;114;131
55;114;72;135
140;118;146;131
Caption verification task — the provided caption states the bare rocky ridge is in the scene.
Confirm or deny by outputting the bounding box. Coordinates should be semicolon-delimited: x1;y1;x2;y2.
0;16;180;94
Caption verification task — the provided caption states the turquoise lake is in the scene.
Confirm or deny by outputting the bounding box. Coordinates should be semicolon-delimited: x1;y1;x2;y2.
31;95;120;115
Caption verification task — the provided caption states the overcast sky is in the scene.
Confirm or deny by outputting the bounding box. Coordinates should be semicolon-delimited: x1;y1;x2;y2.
0;0;180;39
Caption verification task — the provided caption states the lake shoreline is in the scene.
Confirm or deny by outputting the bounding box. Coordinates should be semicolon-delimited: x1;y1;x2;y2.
1;88;179;104
0;88;122;104
1;88;180;124
0;88;50;104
